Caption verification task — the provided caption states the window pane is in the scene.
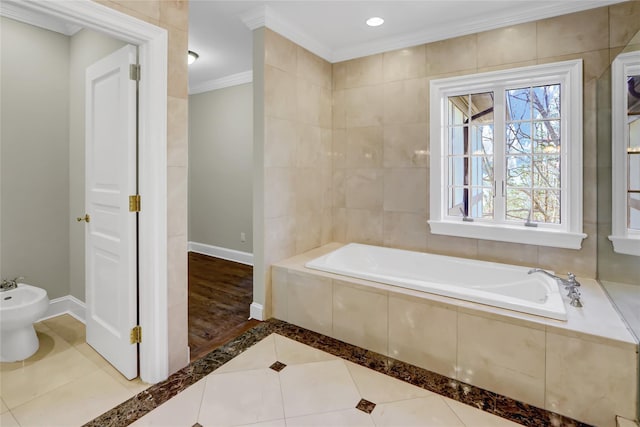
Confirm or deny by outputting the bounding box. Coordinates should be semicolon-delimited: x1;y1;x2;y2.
533;155;560;189
469;187;494;218
506;189;531;221
449;126;466;155
472;124;493;155
506;155;531;187
629;193;640;230
532;84;560;119
506;88;531;121
506;122;532;154
449;157;466;186
533;120;561;153
448;187;466;216
449;95;469;125
477;156;494;186
533;190;561;224
629;152;640;191
471;92;494;123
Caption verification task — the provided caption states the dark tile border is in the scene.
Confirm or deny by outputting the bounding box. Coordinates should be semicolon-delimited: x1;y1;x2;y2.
84;319;592;427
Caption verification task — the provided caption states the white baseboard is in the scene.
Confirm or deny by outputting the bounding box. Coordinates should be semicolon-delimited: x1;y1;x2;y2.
188;241;253;266
249;302;264;321
40;295;86;323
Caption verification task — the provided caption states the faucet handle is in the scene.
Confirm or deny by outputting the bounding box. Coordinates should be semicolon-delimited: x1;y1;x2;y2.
11;276;24;284
566;272;579;286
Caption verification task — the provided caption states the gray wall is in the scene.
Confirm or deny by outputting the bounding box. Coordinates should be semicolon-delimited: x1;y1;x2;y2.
1;17;70;299
1;18;125;300
68;29;126;301
189;83;254;253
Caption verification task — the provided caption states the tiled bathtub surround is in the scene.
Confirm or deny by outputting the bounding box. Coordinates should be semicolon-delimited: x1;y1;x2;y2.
272;244;639;427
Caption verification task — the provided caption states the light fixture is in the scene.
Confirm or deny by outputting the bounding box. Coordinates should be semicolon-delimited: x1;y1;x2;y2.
188;50;199;65
366;16;384;27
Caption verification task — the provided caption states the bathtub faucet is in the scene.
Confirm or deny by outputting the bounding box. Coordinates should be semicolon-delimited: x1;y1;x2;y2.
528;269;583;308
0;277;22;292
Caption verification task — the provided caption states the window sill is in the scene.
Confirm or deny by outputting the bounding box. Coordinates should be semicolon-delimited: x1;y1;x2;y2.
608;235;640;257
428;220;587;250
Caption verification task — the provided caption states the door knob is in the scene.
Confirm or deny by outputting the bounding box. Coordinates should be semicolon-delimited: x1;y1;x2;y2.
76;214;90;223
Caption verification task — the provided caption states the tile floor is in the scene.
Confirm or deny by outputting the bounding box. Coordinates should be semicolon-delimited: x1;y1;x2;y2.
0;314;148;427
131;333;520;427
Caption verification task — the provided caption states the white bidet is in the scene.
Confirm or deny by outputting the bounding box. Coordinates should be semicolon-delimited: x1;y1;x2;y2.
0;283;49;362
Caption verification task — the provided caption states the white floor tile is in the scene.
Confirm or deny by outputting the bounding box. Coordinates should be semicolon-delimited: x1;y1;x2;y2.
131;377;207;427
345;360;434;404
235;419;287;427
274;334;337;365
215;335;277;374
371;396;465;427
0;411;20;427
10;369;135;427
286;408;375;427
0;397;8;414
444;398;522;427
280;359;361;418
198;368;284;426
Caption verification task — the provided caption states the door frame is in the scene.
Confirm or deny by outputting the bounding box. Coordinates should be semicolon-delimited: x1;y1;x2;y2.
16;0;169;384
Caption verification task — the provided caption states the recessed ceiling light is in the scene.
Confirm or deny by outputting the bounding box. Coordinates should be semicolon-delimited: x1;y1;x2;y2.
188;50;199;65
366;17;384;27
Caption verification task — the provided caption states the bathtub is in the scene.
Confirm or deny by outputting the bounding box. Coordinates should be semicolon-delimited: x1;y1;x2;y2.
305;243;567;321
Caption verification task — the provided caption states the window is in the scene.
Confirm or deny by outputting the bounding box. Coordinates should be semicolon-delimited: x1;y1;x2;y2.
429;60;586;249
610;51;640;256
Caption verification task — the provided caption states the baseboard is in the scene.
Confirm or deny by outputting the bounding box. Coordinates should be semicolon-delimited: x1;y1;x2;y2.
40;295;86;323
188;241;253;266
249;302;264;321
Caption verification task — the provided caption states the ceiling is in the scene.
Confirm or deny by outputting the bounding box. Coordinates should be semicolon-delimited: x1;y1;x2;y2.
188;0;622;93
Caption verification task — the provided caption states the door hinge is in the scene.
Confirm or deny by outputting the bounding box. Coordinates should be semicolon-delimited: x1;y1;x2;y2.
129;194;141;212
129;64;140;81
130;325;142;344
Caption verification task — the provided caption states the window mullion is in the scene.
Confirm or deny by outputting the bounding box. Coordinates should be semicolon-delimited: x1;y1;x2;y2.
493;85;506;223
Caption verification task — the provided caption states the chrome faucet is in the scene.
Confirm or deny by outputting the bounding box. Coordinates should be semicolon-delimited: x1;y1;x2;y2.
0;277;23;292
528;269;583;307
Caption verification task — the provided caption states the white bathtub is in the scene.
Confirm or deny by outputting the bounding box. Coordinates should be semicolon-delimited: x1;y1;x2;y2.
305;243;567;321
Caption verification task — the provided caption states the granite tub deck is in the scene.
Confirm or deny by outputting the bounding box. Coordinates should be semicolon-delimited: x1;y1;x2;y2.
87;319;590;427
271;243;640;427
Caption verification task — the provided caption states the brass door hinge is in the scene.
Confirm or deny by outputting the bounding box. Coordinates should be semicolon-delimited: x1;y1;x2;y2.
129;64;140;81
129;194;141;212
130;325;142;344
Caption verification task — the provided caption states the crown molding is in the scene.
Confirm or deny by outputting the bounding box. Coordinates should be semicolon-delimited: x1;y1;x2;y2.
189;70;253;95
0;0;82;36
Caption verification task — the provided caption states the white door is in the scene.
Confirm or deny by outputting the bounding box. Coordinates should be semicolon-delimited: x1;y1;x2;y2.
84;44;138;379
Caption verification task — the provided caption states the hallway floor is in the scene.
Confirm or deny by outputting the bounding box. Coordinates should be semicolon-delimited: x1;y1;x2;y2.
0;314;148;426
130;332;520;426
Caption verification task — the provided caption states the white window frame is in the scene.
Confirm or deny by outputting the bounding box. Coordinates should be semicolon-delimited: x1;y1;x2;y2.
429;60;586;249
609;51;640;256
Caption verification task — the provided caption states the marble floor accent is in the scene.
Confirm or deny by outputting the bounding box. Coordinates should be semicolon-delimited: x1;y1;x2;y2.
87;318;596;427
0;314;148;427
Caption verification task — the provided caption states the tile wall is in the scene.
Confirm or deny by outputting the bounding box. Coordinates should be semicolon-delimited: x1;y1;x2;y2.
95;0;190;374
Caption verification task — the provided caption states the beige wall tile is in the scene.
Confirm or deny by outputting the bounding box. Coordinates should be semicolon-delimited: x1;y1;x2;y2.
345;86;384;127
264;216;296;267
333;281;388;355
265;29;297;73
476;240;538;267
159;0;188;31
537;7;609;58
457;313;546;407
321;208;333;245
295;168;323;214
383;123;429;168
167;96;187;167
537;49;610;82
167;300;189;373
265;117;298;168
333;89;346;129
425;34;477;76
333;169;346;208
383;211;428;252
346;208;383;245
346;54;383;88
383;78;428;125
426;233;478;258
536;223;597;277
297;46;331;89
609;1;640;48
271;267;288;321
332;207;347;242
167;234;187;306
167;166;187;237
264;167;295;219
287;271;333;336
345;169;384;210
296;124;322;167
167;28;188;99
333;61;348;91
332;128;347;168
297;79;323;126
388;296;457;377
346;126;383;168
383;168;427;213
295;212;322;254
109;1;160;21
265;65;297;121
545;332;637;427
477;22;537;68
383;45;427;82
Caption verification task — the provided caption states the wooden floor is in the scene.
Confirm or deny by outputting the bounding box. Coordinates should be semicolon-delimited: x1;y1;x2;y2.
188;252;260;362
